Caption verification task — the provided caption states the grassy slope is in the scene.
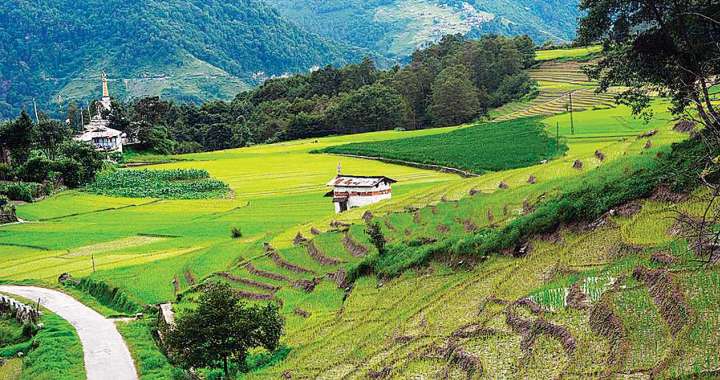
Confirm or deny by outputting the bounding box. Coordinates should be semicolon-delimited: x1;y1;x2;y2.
4;48;715;378
117;319;175;380
535;45;602;61
0;294;85;380
0;127;459;303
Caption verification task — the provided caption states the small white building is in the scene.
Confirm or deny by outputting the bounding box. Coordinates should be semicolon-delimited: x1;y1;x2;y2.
74;72;125;153
325;174;397;213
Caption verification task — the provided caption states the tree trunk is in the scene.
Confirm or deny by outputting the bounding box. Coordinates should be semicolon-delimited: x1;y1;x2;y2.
223;356;229;379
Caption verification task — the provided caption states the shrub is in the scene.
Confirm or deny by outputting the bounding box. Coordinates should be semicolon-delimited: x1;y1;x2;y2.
0;163;11;180
86;169;229;199
65;278;142;315
19;156;54;183
0;182;41;202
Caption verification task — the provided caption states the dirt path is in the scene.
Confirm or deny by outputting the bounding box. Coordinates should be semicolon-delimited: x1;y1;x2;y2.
0;285;138;380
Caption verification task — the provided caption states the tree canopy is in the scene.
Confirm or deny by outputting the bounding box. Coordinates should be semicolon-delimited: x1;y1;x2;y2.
164;283;284;378
578;0;720;143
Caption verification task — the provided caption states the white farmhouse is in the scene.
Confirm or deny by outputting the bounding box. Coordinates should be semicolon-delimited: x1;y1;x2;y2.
74;72;125;153
325;174;397;213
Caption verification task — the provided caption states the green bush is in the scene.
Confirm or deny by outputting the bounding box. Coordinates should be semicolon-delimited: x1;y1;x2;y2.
66;278;142;315
20;157;54;183
86;169;229;199
0;182;42;202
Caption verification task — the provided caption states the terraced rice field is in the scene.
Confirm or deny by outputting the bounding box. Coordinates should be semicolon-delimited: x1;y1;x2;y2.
0;128;460;303
494;59;620;122
3;48;714;378
238;190;719;379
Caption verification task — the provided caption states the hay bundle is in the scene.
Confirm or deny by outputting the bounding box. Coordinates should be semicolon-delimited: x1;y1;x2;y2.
246;263;289;282
527;175;537;184
368;367;392;379
234;289;274;301
469;188;480;196
594;150;606;161
673;120;696;132
291;278;321;292
437;224;450;234
644;140;653;149
611;201;642;217
310;227;321;235
326;269;348;288
293;308;310;318
565;282;589;310
651;252;677;266
632;267;689;335
486;209;495;223
268;249;316;274
572;159;583;169
217;272;280;292
342;233;368;257
463;219;478;232
307;240;343;266
293;232;307;246
522;199;534;215
498;181;509;189
361;211;373;223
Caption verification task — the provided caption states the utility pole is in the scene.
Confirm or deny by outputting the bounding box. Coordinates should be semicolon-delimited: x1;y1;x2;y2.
33;98;40;123
569;92;575;135
556;121;560;153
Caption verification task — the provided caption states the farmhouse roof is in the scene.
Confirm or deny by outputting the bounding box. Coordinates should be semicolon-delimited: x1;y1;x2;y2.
326;175;397;188
75;125;124;141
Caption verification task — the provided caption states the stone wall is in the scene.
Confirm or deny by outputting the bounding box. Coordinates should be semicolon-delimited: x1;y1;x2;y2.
0;295;40;324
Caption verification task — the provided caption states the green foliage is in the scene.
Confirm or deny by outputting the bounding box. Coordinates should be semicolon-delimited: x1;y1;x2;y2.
429;66;482;127
231;227;243;239
578;0;720;139
0;0;362;119
356;135;715;278
365;221;387;256
86;169;229;199
65;278;142;315
164;283;284;377
19;314;85;380
116;318;175;380
0;182;44;202
328;83;410;134
0;316;29;347
320;117;565;174
92;35;536;154
0;111;34;163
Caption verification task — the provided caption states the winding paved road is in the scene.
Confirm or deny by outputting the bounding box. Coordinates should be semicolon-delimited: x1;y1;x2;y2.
0;285;138;380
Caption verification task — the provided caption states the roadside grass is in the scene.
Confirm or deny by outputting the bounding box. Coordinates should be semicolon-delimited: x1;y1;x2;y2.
0;358;22;380
19;313;84;380
116;318;175;380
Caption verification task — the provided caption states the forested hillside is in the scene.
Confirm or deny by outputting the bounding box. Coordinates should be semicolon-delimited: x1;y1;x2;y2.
0;0;363;119
266;0;581;58
99;35;536;154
